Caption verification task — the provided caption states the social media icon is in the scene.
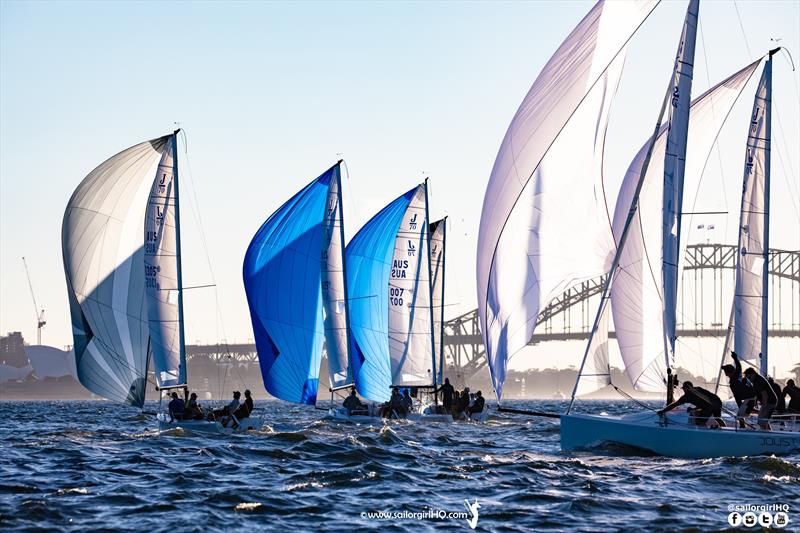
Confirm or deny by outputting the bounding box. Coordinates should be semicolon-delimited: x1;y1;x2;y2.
728;512;742;526
759;512;773;527
743;512;757;527
773;512;789;528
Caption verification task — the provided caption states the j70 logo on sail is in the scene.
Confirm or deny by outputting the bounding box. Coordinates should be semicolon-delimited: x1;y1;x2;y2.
408;213;417;230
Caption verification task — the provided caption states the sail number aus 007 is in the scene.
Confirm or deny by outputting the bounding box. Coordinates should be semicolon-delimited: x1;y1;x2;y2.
389;287;404;306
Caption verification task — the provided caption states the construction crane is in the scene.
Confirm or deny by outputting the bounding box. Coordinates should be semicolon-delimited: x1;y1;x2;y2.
21;257;46;345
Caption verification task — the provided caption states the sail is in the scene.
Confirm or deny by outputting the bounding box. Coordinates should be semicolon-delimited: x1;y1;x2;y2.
62;135;171;407
661;0;698;368
574;300;611;396
475;0;656;399
388;185;434;387
734;58;772;370
430;218;446;386
243;164;341;404
320;164;351;388
611;60;761;391
144;134;186;389
346;187;416;402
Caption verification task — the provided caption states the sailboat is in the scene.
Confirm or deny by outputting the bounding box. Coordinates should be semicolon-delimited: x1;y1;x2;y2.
62;130;261;434
339;181;463;422
243;161;360;413
476;0;799;458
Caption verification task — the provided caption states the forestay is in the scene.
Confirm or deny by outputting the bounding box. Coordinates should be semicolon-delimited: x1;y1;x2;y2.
62;135;171;407
475;0;657;399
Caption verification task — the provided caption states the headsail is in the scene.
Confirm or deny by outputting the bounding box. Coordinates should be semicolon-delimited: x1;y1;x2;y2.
611;59;762;391
144;133;186;389
475;0;657;399
62;135;171;407
243;163;343;404
429;218;447;387
734;54;773;372
346;187;417;402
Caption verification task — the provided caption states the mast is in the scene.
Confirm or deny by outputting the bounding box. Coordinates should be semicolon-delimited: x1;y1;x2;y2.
172;129;187;392
336;160;356;387
439;216;447;389
424;178;438;392
760;50;774;376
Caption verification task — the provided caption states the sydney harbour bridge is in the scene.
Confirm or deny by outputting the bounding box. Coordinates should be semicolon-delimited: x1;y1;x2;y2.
186;244;800;383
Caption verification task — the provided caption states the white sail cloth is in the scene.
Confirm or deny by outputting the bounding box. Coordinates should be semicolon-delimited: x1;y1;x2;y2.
321;168;351;387
388;185;434;386
734;60;772;368
476;0;657;398
144;137;185;388
430;218;446;386
611;60;761;391
661;0;698;366
62;136;170;406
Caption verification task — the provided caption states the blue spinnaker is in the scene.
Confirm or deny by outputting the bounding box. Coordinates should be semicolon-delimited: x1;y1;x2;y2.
346;187;416;402
243;165;339;404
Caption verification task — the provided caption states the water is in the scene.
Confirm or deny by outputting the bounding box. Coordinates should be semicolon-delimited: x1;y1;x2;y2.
1;400;797;532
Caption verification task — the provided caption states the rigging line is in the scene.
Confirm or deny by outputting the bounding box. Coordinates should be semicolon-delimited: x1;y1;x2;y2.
695;17;728;244
731;0;753;61
600;52;627;249
772;96;800;222
179;138;233;354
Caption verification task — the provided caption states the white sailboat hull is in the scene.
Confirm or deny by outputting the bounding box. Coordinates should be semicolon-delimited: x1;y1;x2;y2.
157;413;263;435
561;411;800;458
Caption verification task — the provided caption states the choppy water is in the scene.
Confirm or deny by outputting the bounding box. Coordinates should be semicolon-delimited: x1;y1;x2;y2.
0;400;797;532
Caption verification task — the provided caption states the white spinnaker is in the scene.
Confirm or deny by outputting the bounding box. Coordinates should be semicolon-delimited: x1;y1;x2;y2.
611;60;761;391
430;218;446;386
321;166;351;387
388;185;433;386
144;136;185;388
475;0;656;399
575;301;612;396
661;0;698;369
62;135;170;406
734;61;771;367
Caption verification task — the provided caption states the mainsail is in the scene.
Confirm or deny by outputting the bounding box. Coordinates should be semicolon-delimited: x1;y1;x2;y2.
144;135;186;389
388;185;434;387
611;59;761;391
243;163;345;404
429;218;447;387
62;135;171;407
475;0;657;399
733;55;774;372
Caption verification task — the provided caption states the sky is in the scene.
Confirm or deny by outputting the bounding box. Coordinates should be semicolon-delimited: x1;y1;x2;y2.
1;0;798;376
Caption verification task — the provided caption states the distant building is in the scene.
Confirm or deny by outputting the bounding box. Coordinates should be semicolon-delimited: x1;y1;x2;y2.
0;332;28;367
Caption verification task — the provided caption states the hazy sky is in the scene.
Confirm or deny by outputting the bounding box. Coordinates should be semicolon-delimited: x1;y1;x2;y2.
1;1;798;375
